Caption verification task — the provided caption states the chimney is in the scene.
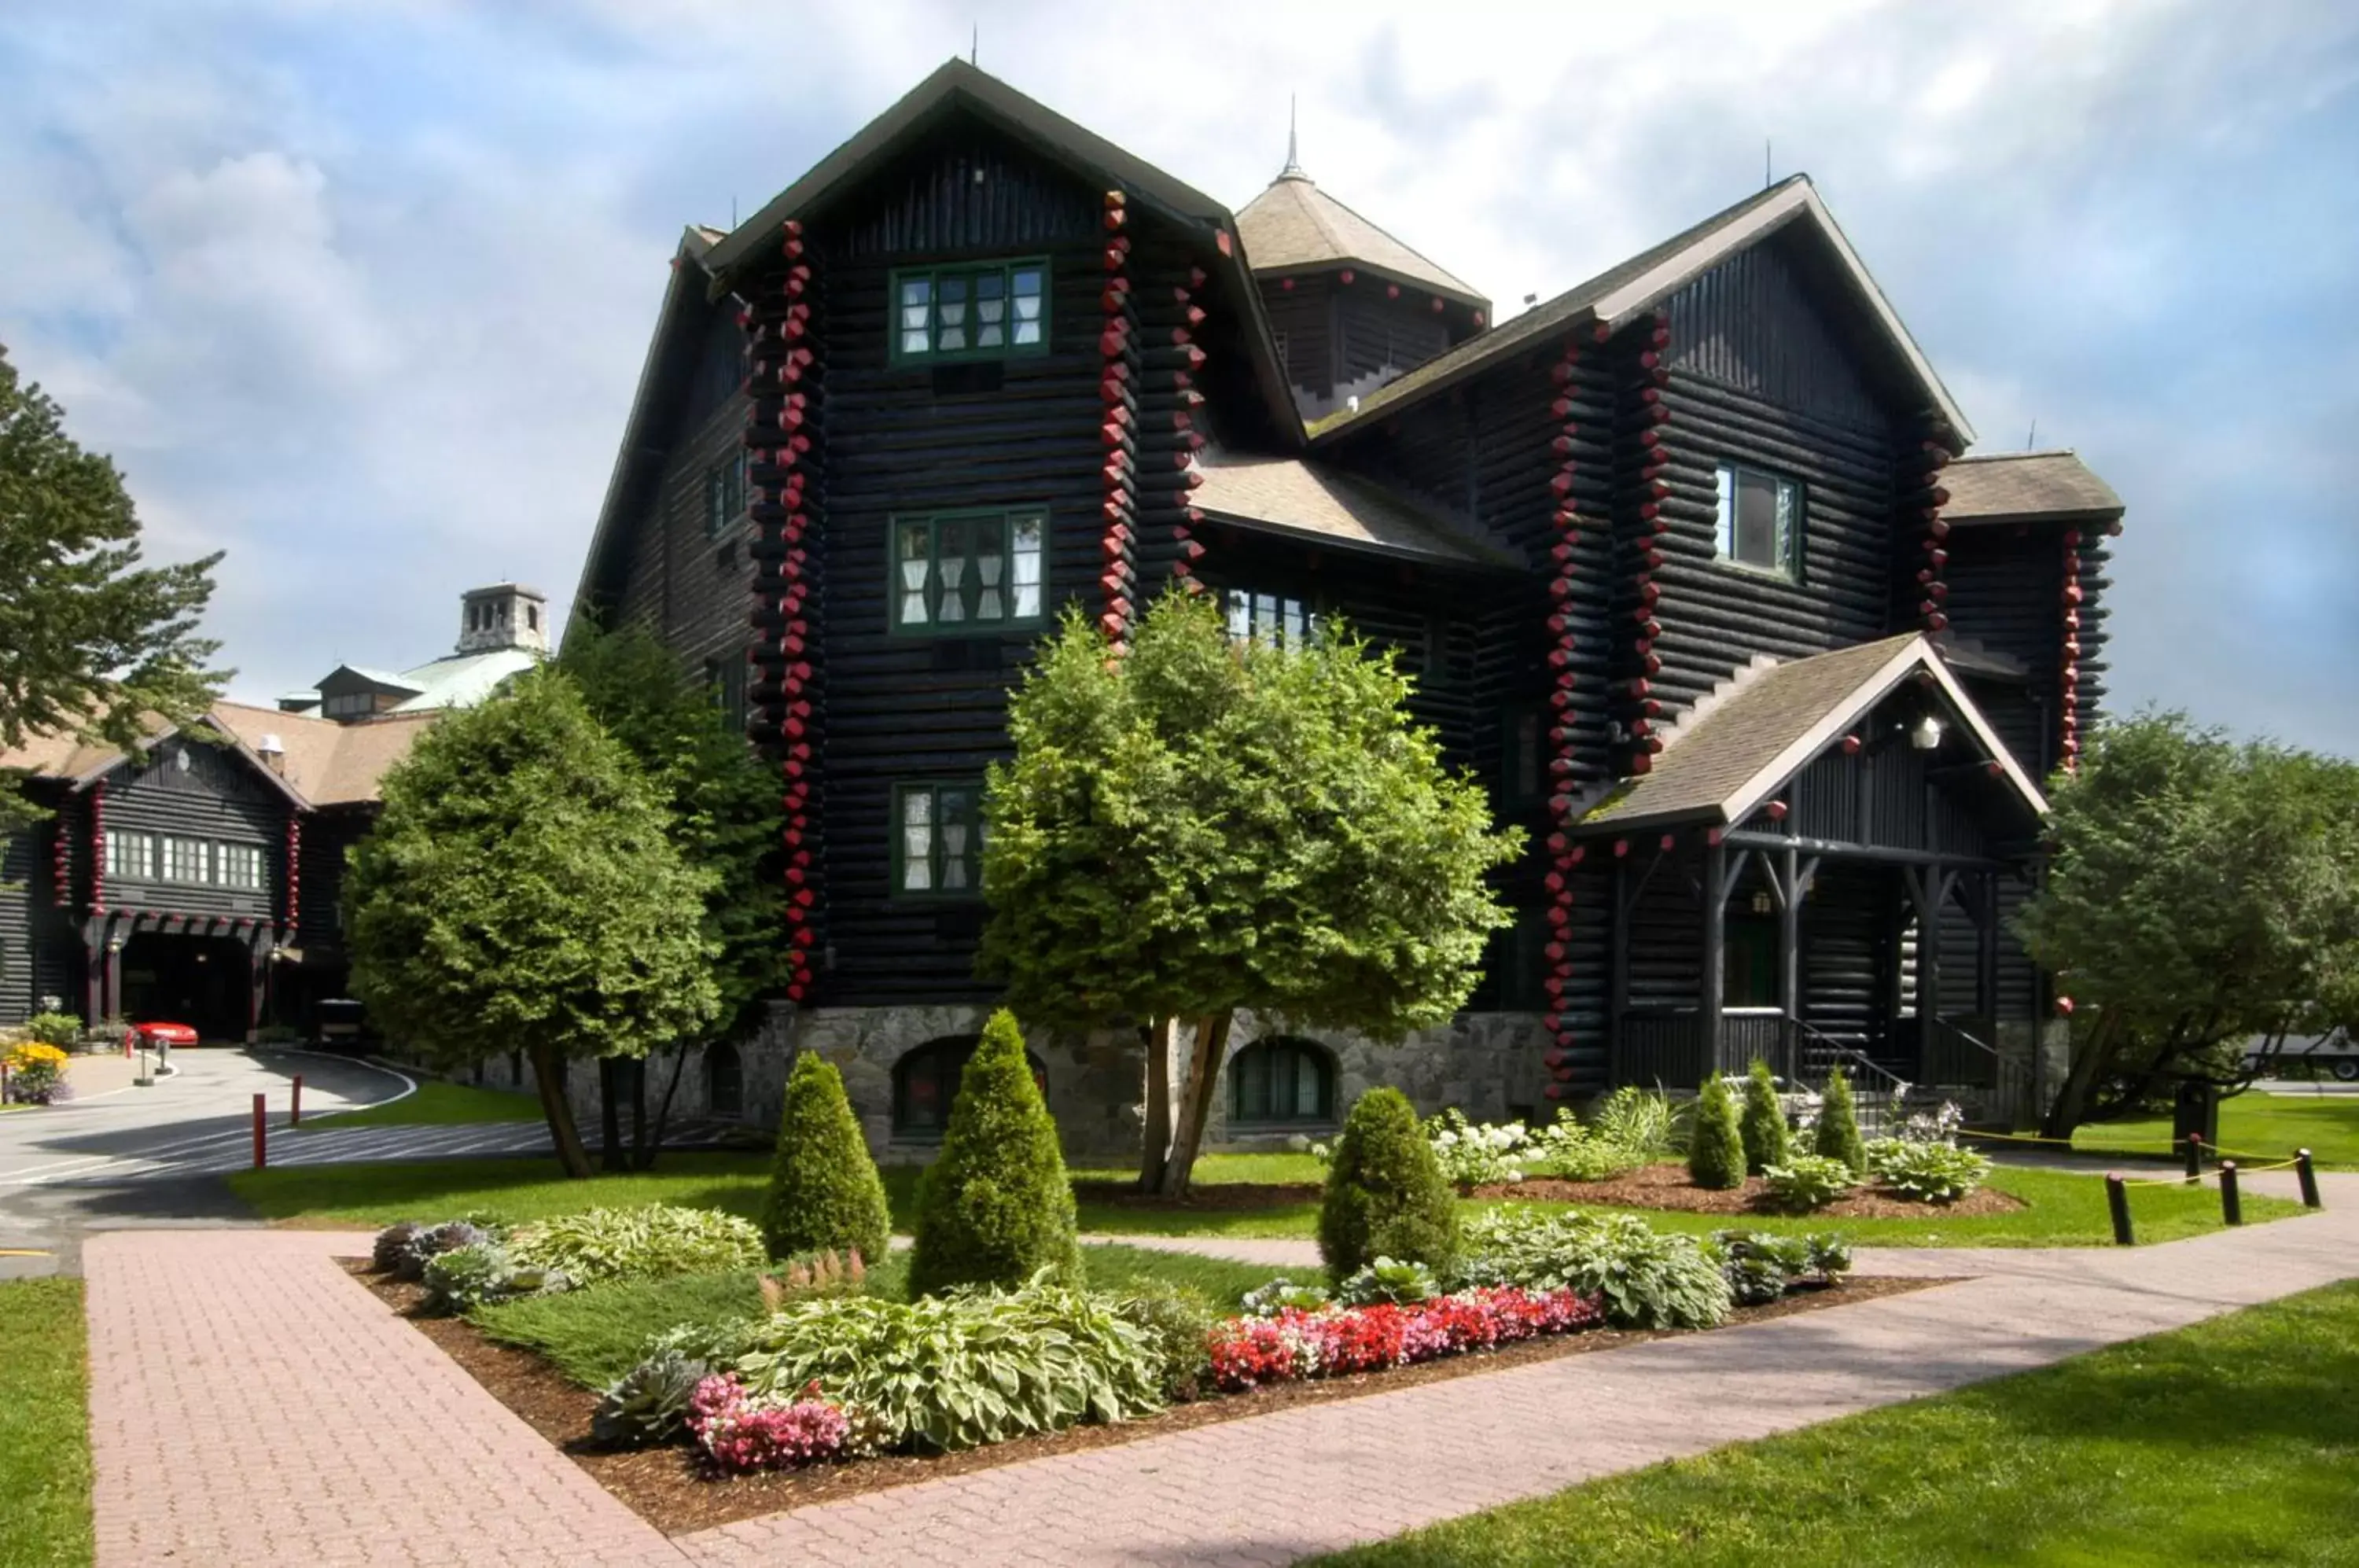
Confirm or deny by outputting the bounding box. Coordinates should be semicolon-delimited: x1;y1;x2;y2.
256;733;286;776
457;583;550;656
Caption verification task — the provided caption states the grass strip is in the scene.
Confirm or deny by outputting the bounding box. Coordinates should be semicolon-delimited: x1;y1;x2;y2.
0;1278;94;1568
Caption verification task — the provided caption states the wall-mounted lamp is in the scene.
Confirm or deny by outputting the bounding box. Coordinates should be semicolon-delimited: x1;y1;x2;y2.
1910;715;1945;752
1750;890;1774;916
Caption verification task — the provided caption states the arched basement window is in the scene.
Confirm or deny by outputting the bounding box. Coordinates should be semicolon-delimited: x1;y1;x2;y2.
705;1041;744;1119
1228;1036;1337;1126
892;1034;1048;1137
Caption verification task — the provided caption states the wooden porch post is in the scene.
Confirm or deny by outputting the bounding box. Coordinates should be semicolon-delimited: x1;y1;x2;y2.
101;916;124;1024
1608;856;1630;1085
1699;841;1728;1082
81;918;105;1025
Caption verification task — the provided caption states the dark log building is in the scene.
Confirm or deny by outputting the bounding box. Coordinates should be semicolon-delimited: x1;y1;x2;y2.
0;585;545;1039
571;61;2125;1152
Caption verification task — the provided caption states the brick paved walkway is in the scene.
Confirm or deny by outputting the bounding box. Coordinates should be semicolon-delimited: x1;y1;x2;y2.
84;1176;2359;1567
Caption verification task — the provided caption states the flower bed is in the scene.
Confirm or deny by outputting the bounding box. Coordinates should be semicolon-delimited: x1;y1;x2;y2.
1209;1286;1603;1391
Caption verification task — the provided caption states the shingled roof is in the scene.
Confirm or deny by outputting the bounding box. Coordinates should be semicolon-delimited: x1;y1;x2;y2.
1580;635;2045;831
1235;169;1485;307
1941;451;2123;527
1191;455;1516;569
0;704;434;809
1317;175;1973;444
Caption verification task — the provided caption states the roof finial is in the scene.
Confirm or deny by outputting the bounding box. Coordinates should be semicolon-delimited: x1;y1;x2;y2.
1279;94;1307;181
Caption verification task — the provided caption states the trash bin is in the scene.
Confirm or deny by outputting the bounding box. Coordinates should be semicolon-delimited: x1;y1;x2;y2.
2171;1079;2220;1150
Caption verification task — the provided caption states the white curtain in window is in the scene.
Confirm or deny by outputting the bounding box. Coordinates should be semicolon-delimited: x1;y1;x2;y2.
1010;267;1043;345
900;278;933;356
974;520;1006;622
937;275;970;352
1010;517;1043;619
899;524;932;625
901;791;934;890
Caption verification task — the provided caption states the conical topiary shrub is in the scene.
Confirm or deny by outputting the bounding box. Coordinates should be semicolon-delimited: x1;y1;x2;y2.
1812;1065;1868;1173
1739;1057;1790;1175
760;1052;892;1267
1317;1087;1459;1286
1688;1075;1746;1191
907;1008;1082;1296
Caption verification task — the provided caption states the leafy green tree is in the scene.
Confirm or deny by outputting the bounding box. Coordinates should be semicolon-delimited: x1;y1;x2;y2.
1316;1086;1459;1284
1812;1065;1868;1172
0;345;225;832
558;619;787;1165
761;1053;891;1266
2018;712;2359;1136
979;588;1524;1194
1687;1075;1746;1190
1739;1058;1790;1175
907;1009;1081;1296
344;668;720;1178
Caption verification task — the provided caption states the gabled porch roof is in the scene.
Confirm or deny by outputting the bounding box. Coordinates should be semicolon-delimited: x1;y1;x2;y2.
1579;635;2048;835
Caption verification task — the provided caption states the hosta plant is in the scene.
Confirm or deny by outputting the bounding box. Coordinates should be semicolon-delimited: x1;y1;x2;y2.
1710;1231;1811;1306
1457;1209;1732;1331
508;1205;764;1286
1335;1257;1439;1307
1761;1154;1857;1213
593;1349;711;1448
1866;1137;1991;1203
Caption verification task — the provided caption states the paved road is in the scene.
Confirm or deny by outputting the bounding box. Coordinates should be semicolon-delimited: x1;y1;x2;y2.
0;1047;547;1277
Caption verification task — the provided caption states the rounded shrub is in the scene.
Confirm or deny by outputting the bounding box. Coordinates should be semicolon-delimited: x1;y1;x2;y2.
1812;1065;1868;1172
1317;1087;1460;1285
1739;1058;1790;1175
761;1052;892;1267
1687;1076;1746;1191
907;1008;1081;1296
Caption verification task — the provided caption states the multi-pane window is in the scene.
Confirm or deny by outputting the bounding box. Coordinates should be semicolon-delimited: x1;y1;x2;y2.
1500;707;1546;808
1228;1037;1337;1124
894;782;982;897
705;452;746;538
704;656;748;734
160;837;212;884
105;830;156;881
892;259;1048;363
1224;590;1316;649
322;692;377;720
1714;463;1803;578
892;512;1045;632
216;844;265;892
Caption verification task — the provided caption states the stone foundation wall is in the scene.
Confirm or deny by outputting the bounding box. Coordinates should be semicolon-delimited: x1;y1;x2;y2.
528;1004;1551;1164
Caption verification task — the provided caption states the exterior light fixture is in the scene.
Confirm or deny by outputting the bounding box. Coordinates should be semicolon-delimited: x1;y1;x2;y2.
1750;891;1774;916
1910;715;1945;752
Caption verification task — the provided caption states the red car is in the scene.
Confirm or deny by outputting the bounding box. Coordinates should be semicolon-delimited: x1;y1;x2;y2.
125;1021;200;1051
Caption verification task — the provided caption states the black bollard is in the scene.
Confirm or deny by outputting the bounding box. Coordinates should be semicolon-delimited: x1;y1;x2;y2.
2296;1149;2322;1210
2182;1131;2204;1183
2220;1160;2243;1227
2106;1173;2134;1246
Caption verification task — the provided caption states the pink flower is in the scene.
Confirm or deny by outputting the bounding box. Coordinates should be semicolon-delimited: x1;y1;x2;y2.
686;1373;851;1473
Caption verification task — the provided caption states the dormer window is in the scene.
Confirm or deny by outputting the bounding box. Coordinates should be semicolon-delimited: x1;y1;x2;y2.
892;259;1047;363
1714;464;1803;580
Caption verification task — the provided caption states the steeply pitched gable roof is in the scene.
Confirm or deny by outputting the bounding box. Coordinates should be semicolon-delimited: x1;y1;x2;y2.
1316;175;1974;444
1941;450;2123;527
0;704;436;809
1236;171;1485;306
1580;635;2044;832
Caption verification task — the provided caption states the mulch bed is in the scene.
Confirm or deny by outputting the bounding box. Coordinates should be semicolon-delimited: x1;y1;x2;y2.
348;1261;1944;1537
1073;1180;1319;1211
1470;1161;2025;1218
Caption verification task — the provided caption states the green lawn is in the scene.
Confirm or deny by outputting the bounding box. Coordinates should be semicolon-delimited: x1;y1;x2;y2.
2074;1091;2359;1170
1316;1279;2359;1567
0;1279;94;1568
229;1149;2302;1249
471;1242;1297;1389
298;1077;541;1129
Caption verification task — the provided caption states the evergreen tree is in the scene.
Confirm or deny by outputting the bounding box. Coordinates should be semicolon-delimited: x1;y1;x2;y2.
907;1009;1081;1295
0;344;225;832
1812;1066;1868;1172
1316;1087;1459;1284
1687;1076;1746;1191
1739;1058;1790;1175
761;1053;892;1266
344;668;720;1178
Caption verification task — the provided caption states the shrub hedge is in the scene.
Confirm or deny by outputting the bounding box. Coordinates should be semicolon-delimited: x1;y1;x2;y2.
907;1009;1081;1296
1687;1076;1746;1191
761;1053;892;1267
1317;1087;1460;1285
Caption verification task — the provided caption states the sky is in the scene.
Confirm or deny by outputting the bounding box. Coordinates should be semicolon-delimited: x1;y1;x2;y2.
2;1;2355;747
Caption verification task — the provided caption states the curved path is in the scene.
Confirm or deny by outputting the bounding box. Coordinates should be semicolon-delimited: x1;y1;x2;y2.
81;1171;2359;1567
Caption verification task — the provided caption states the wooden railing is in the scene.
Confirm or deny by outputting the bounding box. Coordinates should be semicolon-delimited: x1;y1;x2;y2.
1614;1010;1801;1084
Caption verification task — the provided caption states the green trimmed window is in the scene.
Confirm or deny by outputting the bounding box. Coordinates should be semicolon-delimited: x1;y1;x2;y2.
705;452;746;539
893;781;983;898
160;836;212;884
1222;589;1316;649
892;259;1048;363
703;656;748;734
1713;462;1803;578
892;511;1046;633
1228;1037;1337;1125
105;830;156;882
1500;706;1546;808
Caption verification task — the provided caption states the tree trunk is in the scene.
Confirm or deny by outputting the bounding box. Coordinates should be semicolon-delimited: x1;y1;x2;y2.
634;1047;689;1172
1138;1015;1177;1193
596;1057;628;1172
1158;1010;1233;1198
2040;1010;2122;1140
529;1041;595;1180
